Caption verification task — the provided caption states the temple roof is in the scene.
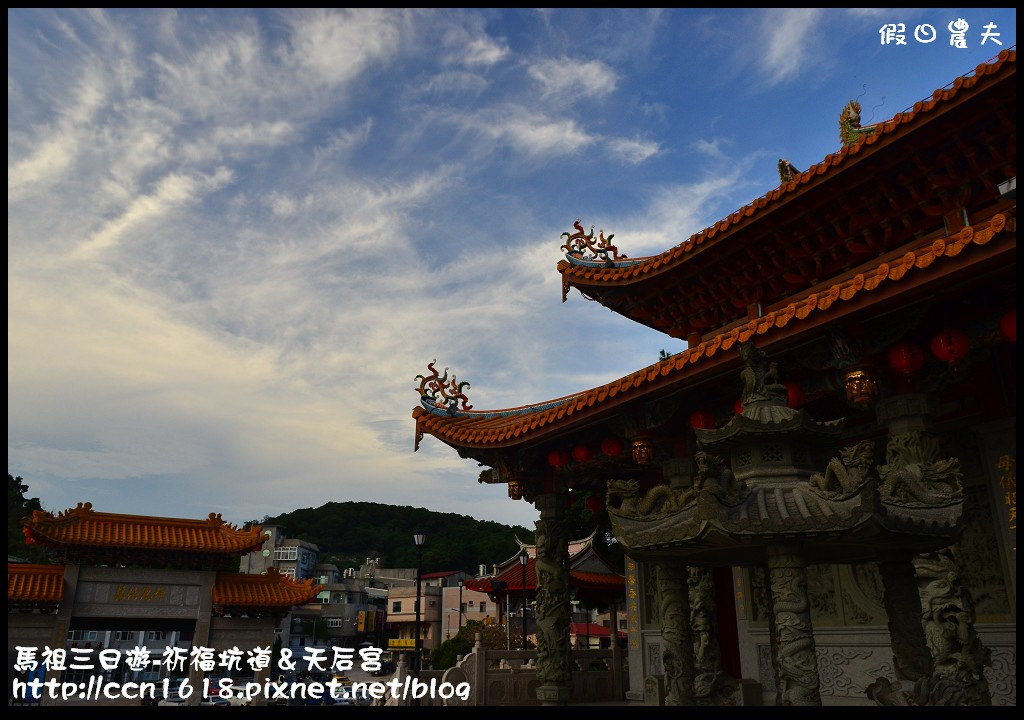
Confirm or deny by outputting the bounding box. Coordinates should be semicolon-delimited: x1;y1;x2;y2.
557;51;1015;341
463;558;623;599
7;564;322;611
414;209;1013;454
22;502;268;556
8;563;63;606
212;568;323;610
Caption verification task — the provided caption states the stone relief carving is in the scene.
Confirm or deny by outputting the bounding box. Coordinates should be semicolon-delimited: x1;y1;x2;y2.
808;440;876;500
959;486;1012;618
984;646;1016;707
534;514;571;686
607;478;696;518
694;452;749;506
768;551;821;706
805;564;838;619
839;563;887;626
655;562;695;705
816;646;894;696
878;560;933;682
913;545;992;705
688;567;738;705
641;562;660;627
878;432;964;506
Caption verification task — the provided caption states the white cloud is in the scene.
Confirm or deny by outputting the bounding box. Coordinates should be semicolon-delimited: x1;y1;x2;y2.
693;138;728;160
458;107;597;157
463;36;510;66
73;167;233;257
759;8;825;86
527;57;617;99
608;137;661;165
281;9;402;89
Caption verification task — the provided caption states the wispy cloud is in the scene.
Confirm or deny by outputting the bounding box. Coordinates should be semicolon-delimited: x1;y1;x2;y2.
72;168;233;258
758;8;825;86
607;137;661;165
281;8;403;89
456;107;598;157
527;57;618;99
463;36;510;66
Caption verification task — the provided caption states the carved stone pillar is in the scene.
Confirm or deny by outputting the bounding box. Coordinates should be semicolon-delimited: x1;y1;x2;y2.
877;395;992;705
878;558;933;681
654;561;696;705
766;545;821;706
689;566;736;704
533;492;571;705
914;547;992;705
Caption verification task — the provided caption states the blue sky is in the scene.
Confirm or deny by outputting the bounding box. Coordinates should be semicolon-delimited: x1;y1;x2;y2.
8;9;1016;530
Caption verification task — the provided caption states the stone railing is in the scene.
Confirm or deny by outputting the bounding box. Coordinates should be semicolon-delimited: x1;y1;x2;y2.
419;635;628;706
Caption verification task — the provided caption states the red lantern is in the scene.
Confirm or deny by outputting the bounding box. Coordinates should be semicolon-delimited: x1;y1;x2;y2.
733;398;744;415
929;328;970;364
689;410;715;430
567;491;577;506
584;495;603;513
547;449;568;469
886;342;925;374
571;444;593;464
785;382;804;408
600;436;624;457
1000;309;1016;343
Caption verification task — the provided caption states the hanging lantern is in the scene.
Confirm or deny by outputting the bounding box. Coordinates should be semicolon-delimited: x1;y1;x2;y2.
571;444;593;464
507;479;523;500
733;398;744;415
689;409;715;430
785;382;805;408
886;342;924;375
584;495;603;513
1000;309;1016;343
631;435;654;465
842;368;878;408
567;490;577;506
929;328;970;364
600;436;624;457
547;449;568;469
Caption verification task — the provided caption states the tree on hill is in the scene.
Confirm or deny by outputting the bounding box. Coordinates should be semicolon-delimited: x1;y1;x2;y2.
8;474;52;564
262;501;534;573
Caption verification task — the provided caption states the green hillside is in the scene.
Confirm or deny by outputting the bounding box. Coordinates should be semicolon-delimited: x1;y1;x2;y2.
260;501;535;573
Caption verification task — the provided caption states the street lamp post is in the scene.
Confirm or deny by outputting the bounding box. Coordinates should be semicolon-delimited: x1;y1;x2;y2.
458;581;464;635
413;530;426;683
519;549;529;651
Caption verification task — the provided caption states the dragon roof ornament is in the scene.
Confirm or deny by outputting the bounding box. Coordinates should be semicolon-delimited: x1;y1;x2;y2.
560;219;646;269
416;360;473;416
414;360;584;422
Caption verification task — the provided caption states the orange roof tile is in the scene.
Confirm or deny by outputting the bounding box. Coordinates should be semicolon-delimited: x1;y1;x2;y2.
559;51;1015;297
415;212;1013;450
463;558;623;595
23;502;268;555
213;568;322;609
8;563;64;605
7;564;321;610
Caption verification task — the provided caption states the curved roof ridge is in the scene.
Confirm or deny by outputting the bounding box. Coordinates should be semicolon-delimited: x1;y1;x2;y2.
415;210;1014;450
559;49;1015;285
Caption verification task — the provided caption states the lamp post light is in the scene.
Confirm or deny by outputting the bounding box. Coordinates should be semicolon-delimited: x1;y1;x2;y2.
519;549;529;651
413;530;426;682
458;581;464;635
